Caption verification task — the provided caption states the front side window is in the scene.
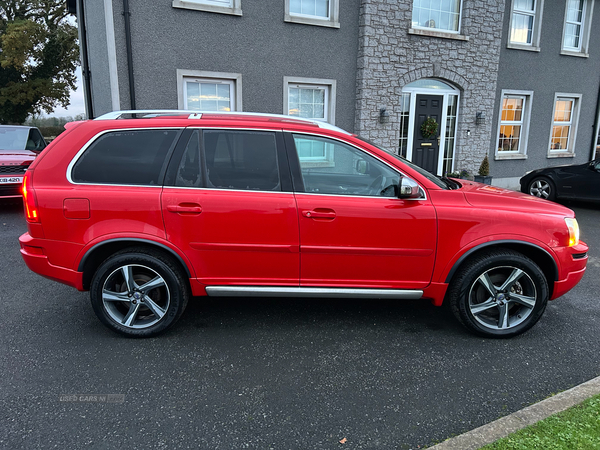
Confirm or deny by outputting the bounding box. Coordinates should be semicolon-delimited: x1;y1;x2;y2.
172;0;241;16
549;95;581;156
411;0;462;33
177;70;242;112
285;0;339;27
71;130;179;185
293;134;400;197
508;0;544;50
203;130;281;191
496;91;533;159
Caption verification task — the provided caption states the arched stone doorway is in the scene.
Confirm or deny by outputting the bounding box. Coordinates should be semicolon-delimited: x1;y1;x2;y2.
399;78;460;175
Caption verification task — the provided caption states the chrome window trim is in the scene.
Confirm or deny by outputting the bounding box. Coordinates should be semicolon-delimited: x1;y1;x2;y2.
205;286;423;299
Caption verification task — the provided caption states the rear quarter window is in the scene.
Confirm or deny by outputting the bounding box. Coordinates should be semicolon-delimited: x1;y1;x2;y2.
71;129;179;185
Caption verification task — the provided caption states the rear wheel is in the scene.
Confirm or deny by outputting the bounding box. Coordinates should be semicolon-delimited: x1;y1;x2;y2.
528;176;556;201
447;250;549;338
90;248;189;337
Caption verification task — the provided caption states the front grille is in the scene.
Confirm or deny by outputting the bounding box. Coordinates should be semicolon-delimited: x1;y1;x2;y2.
0;164;28;175
0;184;22;197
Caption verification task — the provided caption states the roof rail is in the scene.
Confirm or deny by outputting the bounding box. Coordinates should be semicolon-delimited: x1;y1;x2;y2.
94;110;351;134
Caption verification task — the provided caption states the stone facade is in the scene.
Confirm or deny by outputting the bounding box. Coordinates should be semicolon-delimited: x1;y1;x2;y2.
356;0;506;175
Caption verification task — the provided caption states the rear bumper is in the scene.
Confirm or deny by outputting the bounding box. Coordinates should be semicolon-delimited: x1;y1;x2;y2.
19;233;84;291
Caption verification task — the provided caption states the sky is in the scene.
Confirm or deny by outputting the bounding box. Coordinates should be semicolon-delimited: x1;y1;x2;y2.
45;67;86;118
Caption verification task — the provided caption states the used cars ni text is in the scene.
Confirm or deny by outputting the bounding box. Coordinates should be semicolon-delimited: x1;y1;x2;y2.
19;111;588;338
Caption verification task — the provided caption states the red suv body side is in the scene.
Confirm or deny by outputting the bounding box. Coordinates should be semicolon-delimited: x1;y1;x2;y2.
18;113;588;337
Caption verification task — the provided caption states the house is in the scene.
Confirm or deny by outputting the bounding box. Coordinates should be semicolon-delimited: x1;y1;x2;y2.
68;0;600;188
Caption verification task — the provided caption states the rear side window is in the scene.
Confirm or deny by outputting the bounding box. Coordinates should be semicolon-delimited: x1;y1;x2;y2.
203;130;281;191
71;129;179;185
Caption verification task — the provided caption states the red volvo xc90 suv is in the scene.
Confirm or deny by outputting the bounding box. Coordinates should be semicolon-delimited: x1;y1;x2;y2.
19;111;588;338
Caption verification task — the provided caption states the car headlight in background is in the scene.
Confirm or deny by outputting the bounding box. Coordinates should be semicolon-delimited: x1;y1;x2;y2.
564;218;580;247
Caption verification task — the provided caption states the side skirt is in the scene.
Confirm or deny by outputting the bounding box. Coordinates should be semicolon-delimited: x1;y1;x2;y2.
205;286;423;299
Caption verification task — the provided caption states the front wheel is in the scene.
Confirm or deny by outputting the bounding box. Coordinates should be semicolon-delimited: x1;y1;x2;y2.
528;176;556;201
447;250;549;338
90;248;189;337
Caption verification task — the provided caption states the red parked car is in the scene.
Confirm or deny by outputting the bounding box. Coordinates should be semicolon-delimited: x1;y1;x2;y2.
19;111;588;338
0;125;46;198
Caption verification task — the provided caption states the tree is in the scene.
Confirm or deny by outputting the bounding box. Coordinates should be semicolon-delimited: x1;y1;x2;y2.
0;1;79;124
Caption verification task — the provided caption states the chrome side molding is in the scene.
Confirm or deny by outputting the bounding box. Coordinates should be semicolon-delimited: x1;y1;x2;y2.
205;286;423;299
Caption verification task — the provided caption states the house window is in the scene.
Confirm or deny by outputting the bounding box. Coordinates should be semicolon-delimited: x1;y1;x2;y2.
411;0;462;33
176;70;242;112
285;0;339;28
508;0;544;51
398;93;411;158
172;0;242;16
495;91;533;159
284;77;336;124
561;0;594;56
548;94;581;157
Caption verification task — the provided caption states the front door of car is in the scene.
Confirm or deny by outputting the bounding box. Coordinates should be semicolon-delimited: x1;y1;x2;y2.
570;160;600;201
162;129;299;287
286;133;437;290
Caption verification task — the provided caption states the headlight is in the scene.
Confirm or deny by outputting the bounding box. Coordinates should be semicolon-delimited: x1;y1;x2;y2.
564;218;580;247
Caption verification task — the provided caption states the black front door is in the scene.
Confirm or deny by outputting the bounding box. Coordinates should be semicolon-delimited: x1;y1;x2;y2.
413;94;443;174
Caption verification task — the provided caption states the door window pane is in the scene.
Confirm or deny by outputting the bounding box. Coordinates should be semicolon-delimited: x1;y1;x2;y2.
175;131;202;188
293;134;400;197
203;130;280;191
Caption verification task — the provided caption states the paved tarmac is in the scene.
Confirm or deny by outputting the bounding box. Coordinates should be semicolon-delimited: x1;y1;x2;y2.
1;199;599;449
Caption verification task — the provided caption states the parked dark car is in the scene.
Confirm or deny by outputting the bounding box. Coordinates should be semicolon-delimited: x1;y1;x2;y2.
0;125;46;198
520;158;600;203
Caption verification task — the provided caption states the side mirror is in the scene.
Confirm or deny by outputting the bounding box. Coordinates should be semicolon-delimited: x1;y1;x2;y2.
355;159;369;174
398;177;422;199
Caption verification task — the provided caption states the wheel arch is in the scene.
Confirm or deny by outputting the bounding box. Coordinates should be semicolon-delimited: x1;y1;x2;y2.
78;238;192;291
444;240;559;297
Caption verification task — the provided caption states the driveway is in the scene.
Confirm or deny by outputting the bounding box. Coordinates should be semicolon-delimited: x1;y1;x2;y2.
1;200;599;449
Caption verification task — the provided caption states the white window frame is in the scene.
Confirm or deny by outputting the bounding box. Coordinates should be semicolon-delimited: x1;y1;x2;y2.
410;0;463;35
172;0;241;16
284;0;339;28
283;76;336;125
507;0;544;52
495;90;533;160
176;69;242;112
561;0;594;57
547;93;582;158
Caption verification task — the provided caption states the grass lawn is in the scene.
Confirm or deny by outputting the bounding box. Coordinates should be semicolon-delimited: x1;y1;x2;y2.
479;393;600;449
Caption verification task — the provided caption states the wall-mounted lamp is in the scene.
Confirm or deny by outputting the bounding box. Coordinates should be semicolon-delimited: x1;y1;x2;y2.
476;111;486;125
379;107;389;124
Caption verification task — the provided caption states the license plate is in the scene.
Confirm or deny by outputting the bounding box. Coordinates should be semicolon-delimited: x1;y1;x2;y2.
0;176;23;184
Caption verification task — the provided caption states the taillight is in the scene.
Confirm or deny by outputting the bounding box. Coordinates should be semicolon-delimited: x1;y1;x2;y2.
22;172;40;223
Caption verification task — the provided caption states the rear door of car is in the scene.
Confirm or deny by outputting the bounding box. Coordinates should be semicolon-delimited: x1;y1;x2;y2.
162;128;299;287
285;132;437;290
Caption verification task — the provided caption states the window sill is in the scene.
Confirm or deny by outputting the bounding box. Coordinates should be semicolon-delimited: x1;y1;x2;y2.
284;14;339;28
560;49;589;58
506;42;540;52
495;153;527;161
547;152;575;158
408;28;469;41
172;0;242;16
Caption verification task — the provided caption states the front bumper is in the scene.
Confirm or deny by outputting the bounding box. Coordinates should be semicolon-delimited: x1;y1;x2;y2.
550;241;588;300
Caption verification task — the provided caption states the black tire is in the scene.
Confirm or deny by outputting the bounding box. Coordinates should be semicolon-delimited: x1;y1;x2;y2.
527;176;556;201
447;249;548;338
90;248;190;337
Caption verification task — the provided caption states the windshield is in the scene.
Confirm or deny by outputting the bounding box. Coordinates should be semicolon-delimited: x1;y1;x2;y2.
356;136;449;189
0;127;29;150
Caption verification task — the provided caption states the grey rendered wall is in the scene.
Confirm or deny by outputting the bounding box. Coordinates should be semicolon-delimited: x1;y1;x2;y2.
355;0;506;175
490;1;600;182
105;0;360;132
83;0;115;117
